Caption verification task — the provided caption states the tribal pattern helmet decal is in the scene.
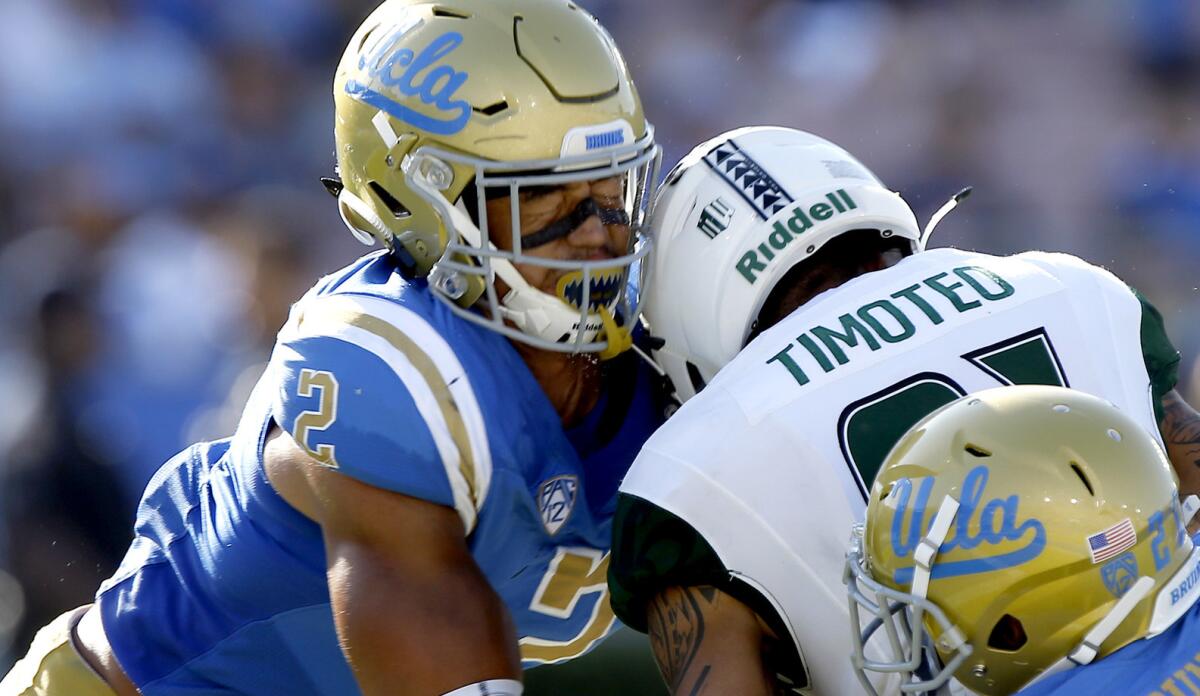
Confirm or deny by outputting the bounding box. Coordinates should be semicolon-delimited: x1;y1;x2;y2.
703;139;794;220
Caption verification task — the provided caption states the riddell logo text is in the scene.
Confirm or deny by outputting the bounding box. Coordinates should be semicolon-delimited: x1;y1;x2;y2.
735;189;857;284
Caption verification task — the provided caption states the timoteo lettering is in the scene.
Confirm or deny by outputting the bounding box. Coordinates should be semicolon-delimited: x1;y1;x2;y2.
736;189;858;284
767;266;1016;386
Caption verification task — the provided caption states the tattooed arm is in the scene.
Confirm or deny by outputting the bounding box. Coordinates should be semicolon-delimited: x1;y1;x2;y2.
1162;390;1200;500
646;585;777;696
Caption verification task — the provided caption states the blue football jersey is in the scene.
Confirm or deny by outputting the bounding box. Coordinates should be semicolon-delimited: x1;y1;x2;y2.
1019;535;1200;696
94;251;664;695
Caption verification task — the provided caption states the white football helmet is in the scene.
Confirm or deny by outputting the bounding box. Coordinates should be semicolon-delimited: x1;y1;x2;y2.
643;126;922;401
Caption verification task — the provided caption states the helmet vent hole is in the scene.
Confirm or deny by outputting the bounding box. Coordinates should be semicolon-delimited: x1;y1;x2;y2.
964;444;991;458
368;182;412;219
987;614;1027;652
431;7;471;19
1070;462;1095;496
358;25;379;53
474;100;510;116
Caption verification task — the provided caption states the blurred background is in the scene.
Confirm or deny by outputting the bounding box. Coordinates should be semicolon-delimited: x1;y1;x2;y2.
0;0;1197;689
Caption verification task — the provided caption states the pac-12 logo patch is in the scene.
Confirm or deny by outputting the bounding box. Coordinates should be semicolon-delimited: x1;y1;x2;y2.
1101;552;1139;598
537;475;579;536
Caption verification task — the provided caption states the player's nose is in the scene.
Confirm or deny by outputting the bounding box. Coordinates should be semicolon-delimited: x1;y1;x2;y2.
565;211;610;251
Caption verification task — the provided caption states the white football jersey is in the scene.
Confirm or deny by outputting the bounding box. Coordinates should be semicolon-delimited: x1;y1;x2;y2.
618;248;1177;695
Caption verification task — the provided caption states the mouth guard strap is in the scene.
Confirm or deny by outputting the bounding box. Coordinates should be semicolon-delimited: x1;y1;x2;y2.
596;306;632;360
920;187;972;248
520;198;630;249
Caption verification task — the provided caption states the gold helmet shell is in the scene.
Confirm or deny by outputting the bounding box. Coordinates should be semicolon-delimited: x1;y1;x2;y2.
846;385;1200;695
331;0;659;354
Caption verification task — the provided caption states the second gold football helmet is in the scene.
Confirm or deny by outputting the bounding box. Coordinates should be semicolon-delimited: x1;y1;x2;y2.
845;385;1200;695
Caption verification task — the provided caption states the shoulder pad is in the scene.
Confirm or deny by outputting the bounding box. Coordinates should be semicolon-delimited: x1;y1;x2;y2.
272;293;493;533
1015;250;1126;287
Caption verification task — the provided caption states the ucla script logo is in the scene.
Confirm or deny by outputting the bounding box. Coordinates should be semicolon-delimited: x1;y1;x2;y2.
891;465;1046;584
346;28;472;135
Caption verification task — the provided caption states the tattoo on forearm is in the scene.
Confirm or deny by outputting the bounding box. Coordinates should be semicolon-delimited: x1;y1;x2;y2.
648;586;720;695
1163;395;1200;471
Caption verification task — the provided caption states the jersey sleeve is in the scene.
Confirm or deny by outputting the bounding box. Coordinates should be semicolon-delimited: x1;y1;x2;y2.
270;292;491;532
608;491;730;633
1017;251;1181;423
1133;289;1181;417
609;490;810;687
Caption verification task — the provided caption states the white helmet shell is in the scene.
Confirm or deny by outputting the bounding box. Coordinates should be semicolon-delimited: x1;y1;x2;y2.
645;126;922;402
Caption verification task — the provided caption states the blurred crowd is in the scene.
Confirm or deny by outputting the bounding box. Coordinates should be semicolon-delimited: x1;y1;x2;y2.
1;0;1197;671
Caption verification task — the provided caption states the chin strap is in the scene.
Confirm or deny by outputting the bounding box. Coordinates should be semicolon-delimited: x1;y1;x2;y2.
911;496;960;601
1068;575;1156;665
1023;574;1156;690
1183;495;1200;527
1025;494;1200;689
909;497;970;671
596;306;633;361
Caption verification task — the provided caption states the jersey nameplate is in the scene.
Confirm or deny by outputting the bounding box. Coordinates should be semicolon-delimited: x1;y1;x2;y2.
766;265;1016;387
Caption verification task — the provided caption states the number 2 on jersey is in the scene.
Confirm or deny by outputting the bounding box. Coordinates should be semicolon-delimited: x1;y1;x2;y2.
839;328;1067;496
520;548;617;665
293;368;341;468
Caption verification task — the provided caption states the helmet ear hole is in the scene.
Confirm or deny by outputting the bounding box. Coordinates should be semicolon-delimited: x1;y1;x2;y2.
987;614;1028;652
368;182;412;219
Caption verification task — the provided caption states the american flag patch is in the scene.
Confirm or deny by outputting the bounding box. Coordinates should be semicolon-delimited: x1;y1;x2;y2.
1087;519;1137;564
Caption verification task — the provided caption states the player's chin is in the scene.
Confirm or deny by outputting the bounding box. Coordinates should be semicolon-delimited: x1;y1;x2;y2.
510;264;550;293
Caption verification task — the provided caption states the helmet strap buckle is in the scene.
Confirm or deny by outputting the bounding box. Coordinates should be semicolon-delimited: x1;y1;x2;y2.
911;496;960;600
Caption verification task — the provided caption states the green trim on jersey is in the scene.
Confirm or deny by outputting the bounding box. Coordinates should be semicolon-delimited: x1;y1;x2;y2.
609;493;811;691
1135;289;1181;424
608;492;728;633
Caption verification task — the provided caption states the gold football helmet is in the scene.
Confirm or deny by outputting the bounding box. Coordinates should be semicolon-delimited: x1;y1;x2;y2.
331;0;659;355
845;385;1200;695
